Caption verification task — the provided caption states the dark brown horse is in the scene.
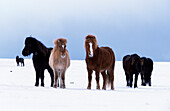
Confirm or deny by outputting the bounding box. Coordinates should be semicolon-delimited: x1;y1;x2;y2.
85;35;115;90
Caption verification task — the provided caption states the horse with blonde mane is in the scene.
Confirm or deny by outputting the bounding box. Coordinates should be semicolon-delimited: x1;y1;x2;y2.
49;38;70;88
85;35;115;90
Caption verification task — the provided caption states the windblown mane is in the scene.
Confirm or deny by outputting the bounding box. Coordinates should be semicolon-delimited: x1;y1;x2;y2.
85;35;98;49
27;37;48;56
54;38;67;46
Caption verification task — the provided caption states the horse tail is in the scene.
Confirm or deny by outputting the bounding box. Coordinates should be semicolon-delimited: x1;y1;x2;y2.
106;70;111;85
106;50;115;89
106;60;115;86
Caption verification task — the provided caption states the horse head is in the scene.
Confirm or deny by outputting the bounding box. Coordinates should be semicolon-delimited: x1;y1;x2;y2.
16;56;19;59
22;37;36;56
54;38;67;58
85;35;98;58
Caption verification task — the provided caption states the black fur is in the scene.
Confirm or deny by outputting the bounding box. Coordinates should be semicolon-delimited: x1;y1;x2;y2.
140;57;153;86
22;37;54;87
16;56;24;67
123;54;141;88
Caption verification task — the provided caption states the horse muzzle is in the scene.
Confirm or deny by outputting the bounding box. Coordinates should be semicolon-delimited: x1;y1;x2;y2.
88;53;93;58
22;49;30;56
61;54;66;58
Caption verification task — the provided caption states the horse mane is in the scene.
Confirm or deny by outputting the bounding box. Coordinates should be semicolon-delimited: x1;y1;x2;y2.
26;37;48;56
85;35;98;50
54;38;67;46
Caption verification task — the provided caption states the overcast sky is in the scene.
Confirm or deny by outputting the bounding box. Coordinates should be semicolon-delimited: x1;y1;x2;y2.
0;0;170;61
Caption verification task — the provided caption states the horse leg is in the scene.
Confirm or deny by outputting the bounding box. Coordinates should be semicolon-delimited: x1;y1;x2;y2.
149;73;152;86
101;71;106;90
40;70;45;87
149;75;151;86
23;61;25;67
108;68;114;90
17;62;19;66
95;71;100;90
134;73;139;88
87;68;93;89
111;73;114;90
141;72;146;86
35;70;40;86
53;70;59;88
47;68;54;87
126;73;130;87
129;74;133;88
60;71;66;89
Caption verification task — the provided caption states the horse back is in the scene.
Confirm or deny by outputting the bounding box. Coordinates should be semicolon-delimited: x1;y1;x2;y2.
100;47;115;61
98;47;115;70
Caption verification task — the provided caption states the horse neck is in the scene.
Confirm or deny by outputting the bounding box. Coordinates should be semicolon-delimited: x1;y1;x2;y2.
35;42;48;55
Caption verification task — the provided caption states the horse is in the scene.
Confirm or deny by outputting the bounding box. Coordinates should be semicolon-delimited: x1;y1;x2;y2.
16;56;24;67
84;35;115;90
123;54;141;88
22;37;54;87
140;57;153;86
49;38;70;88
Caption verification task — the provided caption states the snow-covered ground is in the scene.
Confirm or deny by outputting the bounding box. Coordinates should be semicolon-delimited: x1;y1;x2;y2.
0;59;169;111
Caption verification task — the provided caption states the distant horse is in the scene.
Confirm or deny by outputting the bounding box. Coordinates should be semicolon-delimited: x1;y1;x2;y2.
49;38;70;88
16;56;24;67
140;57;153;86
123;54;141;88
22;37;54;87
85;35;115;90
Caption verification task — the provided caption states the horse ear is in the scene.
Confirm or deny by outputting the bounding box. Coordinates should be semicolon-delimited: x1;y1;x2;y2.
54;39;59;45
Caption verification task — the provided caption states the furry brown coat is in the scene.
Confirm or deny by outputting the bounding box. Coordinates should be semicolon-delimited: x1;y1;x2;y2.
85;35;115;90
49;38;70;88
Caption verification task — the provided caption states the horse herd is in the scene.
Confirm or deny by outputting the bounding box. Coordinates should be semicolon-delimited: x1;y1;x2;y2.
19;35;153;90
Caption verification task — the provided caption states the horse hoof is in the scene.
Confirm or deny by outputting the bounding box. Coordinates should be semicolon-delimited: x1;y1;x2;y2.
102;87;106;90
35;83;39;87
141;83;146;86
51;82;54;87
60;85;66;89
111;88;114;90
96;87;100;90
87;86;91;90
53;84;57;88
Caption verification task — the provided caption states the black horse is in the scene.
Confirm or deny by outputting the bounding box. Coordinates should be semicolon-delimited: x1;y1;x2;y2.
123;54;141;88
16;56;24;67
140;57;153;86
22;37;54;87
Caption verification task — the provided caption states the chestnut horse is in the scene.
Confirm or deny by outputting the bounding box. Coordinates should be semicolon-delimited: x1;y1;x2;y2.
49;38;70;88
85;35;115;90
